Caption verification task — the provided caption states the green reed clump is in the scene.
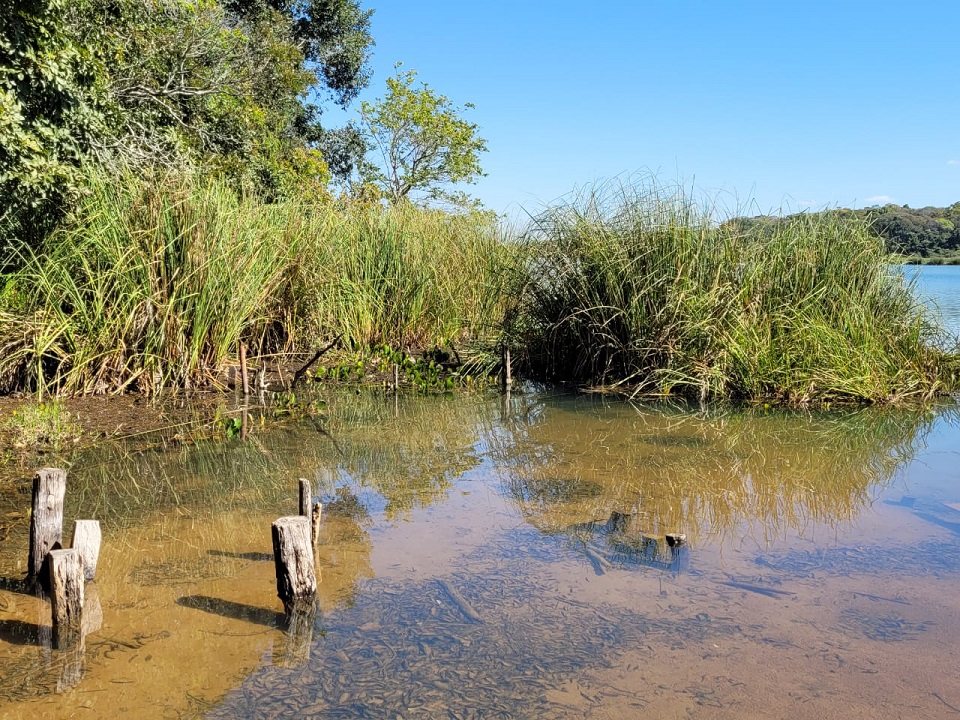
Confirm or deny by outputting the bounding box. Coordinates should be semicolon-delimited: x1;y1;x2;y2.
515;181;956;404
0;170;513;396
296;200;515;368
0;169;314;395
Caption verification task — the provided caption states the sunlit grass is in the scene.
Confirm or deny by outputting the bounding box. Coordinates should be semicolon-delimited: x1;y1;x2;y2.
511;179;957;404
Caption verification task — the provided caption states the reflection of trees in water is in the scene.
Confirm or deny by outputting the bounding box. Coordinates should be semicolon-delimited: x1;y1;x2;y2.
485;394;953;548
48;391;492;606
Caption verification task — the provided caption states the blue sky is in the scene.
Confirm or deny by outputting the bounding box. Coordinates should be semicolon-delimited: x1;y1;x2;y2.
328;1;959;219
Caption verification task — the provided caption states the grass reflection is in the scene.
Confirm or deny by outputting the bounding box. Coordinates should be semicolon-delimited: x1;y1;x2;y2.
488;394;954;549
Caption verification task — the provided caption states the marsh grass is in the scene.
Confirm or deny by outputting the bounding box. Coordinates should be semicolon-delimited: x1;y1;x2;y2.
0;173;955;404
514;181;957;404
0;171;511;395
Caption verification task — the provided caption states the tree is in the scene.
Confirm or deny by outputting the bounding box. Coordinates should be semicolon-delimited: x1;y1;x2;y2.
0;0;106;249
1;0;376;253
359;67;487;205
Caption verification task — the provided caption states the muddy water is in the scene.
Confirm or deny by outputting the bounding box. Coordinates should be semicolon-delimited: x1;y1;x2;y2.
1;391;960;719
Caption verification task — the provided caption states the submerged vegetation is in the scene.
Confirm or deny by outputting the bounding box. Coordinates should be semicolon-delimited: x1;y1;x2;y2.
0;174;957;405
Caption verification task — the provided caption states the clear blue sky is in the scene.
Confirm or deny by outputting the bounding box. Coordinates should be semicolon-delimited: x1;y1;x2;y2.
330;1;959;219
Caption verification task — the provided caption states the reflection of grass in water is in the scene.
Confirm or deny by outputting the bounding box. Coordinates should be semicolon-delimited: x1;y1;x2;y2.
491;394;954;546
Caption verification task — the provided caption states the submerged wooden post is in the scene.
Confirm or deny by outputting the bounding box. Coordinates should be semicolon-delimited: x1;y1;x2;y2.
29;468;67;582
272;516;317;615
298;479;322;547
502;346;512;391
240;342;250;396
70;520;101;581
49;549;84;649
298;479;311;518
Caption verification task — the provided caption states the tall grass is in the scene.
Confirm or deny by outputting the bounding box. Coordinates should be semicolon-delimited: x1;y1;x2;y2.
514;180;957;403
0;170;511;395
297;201;514;361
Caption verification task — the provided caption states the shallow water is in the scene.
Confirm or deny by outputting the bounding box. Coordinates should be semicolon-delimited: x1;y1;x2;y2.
1;391;960;719
907;263;960;339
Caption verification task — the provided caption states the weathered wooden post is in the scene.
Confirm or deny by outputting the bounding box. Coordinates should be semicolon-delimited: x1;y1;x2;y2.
240;342;250;396
49;548;84;649
502;346;512;391
393;363;400;392
70;520;101;581
271;516;317;614
29;468;67;582
298;479;322;548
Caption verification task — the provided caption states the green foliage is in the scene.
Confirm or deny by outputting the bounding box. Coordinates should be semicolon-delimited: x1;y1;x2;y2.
735;203;960;261
3;398;81;450
359;66;487;205
297;200;512;357
0;168;312;395
0;0;106;248
1;0;375;250
514;180;955;405
0;171;511;395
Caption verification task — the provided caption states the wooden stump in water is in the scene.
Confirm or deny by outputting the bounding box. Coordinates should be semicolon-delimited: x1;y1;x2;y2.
502;346;512;391
28;468;67;582
272;516;317;615
70;520;101;581
49;548;84;649
298;479;322;547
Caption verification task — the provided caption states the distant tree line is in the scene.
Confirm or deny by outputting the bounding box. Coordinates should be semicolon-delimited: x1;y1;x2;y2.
731;203;960;263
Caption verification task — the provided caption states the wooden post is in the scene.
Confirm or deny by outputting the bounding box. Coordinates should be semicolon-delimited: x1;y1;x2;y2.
49;549;84;649
311;501;322;548
299;479;322;547
393;363;400;392
298;478;311;518
240;342;250;396
70;520;101;581
271;516;317;615
502;346;512;391
29;468;67;582
274;603;316;668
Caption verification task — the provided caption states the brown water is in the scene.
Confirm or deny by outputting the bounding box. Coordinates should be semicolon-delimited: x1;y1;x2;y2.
2;391;960;719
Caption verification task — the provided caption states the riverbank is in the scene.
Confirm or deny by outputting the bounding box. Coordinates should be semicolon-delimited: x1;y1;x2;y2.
1;174;957;406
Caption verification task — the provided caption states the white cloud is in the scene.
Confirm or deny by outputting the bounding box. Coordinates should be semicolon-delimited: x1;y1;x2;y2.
948;160;960;166
866;195;895;204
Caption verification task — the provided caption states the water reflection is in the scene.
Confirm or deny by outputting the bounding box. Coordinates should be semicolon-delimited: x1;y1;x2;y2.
489;395;949;554
0;389;956;719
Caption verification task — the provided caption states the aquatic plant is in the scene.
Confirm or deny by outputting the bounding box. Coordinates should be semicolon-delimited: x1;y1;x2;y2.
1;399;81;451
0;170;511;395
513;179;956;404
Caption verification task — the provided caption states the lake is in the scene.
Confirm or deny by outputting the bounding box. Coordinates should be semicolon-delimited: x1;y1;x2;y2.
0;265;958;719
908;263;960;340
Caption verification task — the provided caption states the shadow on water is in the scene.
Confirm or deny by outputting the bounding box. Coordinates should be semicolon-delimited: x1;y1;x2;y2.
207;549;273;562
177;595;283;628
0;619;44;646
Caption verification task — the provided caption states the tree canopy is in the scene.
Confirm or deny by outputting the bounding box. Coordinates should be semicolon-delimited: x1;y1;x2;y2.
358;67;487;205
1;0;375;246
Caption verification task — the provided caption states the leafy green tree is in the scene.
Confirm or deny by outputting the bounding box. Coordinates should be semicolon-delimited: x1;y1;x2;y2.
0;0;106;249
1;0;375;253
359;67;487;205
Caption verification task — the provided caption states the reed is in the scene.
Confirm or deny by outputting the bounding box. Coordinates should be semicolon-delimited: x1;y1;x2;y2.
514;180;956;404
0;170;511;395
